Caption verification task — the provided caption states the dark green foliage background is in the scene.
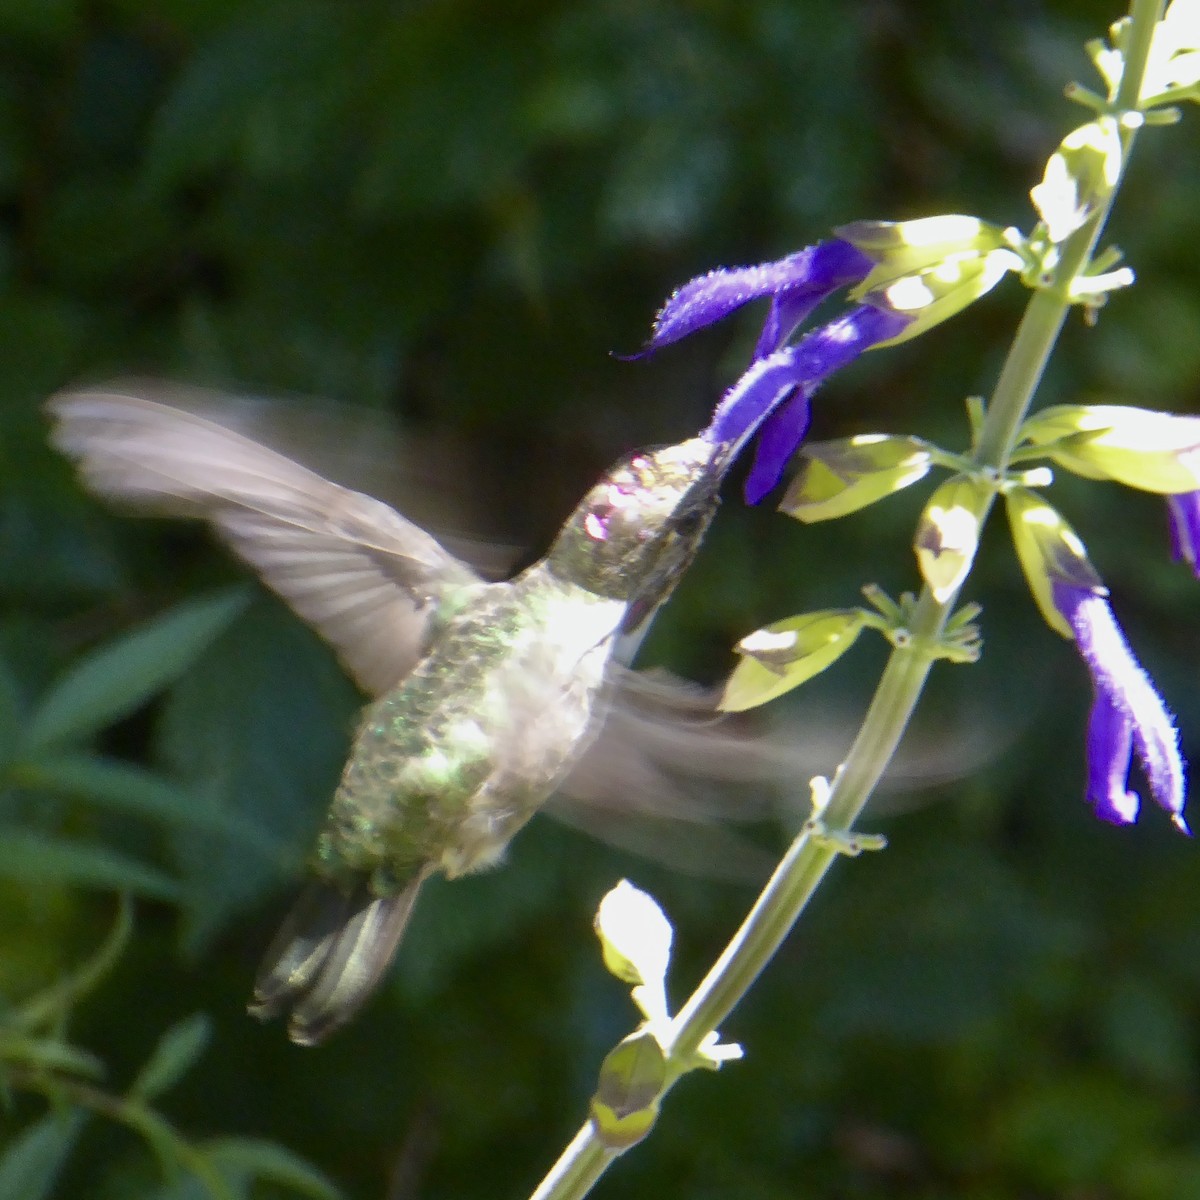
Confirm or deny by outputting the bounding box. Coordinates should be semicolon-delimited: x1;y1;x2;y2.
3;1;1200;1197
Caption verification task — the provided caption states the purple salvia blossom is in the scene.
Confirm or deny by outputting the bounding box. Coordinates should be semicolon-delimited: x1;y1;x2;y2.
1053;581;1188;832
643;240;874;355
702;305;910;502
1167;491;1200;577
639;240;911;502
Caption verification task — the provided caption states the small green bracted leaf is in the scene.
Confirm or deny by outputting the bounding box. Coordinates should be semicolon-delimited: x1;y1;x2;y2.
720;610;866;713
590;1030;666;1150
913;475;992;603
1004;487;1105;638
782;434;935;523
129;1014;212;1104
1021;404;1200;493
26;587;249;751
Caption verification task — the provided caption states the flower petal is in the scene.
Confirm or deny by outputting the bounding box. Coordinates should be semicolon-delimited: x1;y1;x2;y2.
703;304;911;495
1055;583;1188;831
1085;692;1139;824
1167;491;1200;576
745;388;813;504
643;240;873;354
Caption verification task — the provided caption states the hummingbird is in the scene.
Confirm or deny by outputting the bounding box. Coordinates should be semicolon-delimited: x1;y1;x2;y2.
47;387;744;1045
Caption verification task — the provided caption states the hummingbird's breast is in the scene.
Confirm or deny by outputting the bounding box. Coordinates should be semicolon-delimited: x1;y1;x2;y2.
314;570;628;892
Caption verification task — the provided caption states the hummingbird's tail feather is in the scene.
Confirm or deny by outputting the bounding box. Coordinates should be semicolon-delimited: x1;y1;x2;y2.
248;879;420;1046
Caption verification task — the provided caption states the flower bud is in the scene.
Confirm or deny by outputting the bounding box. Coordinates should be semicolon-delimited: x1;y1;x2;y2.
1022;404;1200;493
1004;487;1105;637
838;216;1021;345
914;476;991;602
721;610;865;712
782;434;934;523
1030;117;1123;243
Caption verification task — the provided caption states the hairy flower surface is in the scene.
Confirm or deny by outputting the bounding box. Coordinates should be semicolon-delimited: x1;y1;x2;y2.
641;239;910;501
1053;582;1188;831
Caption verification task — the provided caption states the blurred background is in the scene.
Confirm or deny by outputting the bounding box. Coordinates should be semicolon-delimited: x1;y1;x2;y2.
3;1;1200;1197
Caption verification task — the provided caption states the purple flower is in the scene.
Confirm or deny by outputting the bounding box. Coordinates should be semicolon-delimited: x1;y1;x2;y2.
1167;491;1200;578
703;305;909;502
1053;581;1188;832
639;240;912;502
643;240;875;357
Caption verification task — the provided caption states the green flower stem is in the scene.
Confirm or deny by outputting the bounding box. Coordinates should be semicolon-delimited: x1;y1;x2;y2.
529;1124;616;1200
529;4;1163;1197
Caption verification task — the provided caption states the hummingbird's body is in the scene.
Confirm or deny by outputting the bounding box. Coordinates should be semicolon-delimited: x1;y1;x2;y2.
318;570;624;892
47;390;727;1043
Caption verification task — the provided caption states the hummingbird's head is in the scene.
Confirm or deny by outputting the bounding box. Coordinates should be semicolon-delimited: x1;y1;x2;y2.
547;436;724;616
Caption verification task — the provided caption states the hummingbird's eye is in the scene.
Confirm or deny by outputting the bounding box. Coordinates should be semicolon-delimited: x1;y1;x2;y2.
584;504;613;541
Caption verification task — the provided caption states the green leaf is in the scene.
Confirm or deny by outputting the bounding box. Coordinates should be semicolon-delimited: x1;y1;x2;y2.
838;213;1009;270
129;1014;212;1104
155;601;358;952
206;1138;342;1200
26;588;249;751
594;880;672;989
0;830;181;902
0;1036;105;1080
116;1103;235;1200
14;754;289;865
0;1109;84;1200
593;880;672;1027
1030;117;1122;244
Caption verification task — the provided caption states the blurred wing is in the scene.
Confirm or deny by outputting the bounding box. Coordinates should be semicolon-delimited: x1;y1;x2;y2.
558;668;1009;864
47;387;483;695
550;668;819;879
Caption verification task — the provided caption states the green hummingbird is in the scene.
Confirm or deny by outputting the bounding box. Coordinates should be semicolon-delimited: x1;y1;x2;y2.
47;387;742;1045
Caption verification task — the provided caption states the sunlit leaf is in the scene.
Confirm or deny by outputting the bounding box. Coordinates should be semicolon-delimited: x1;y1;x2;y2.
720;611;865;712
